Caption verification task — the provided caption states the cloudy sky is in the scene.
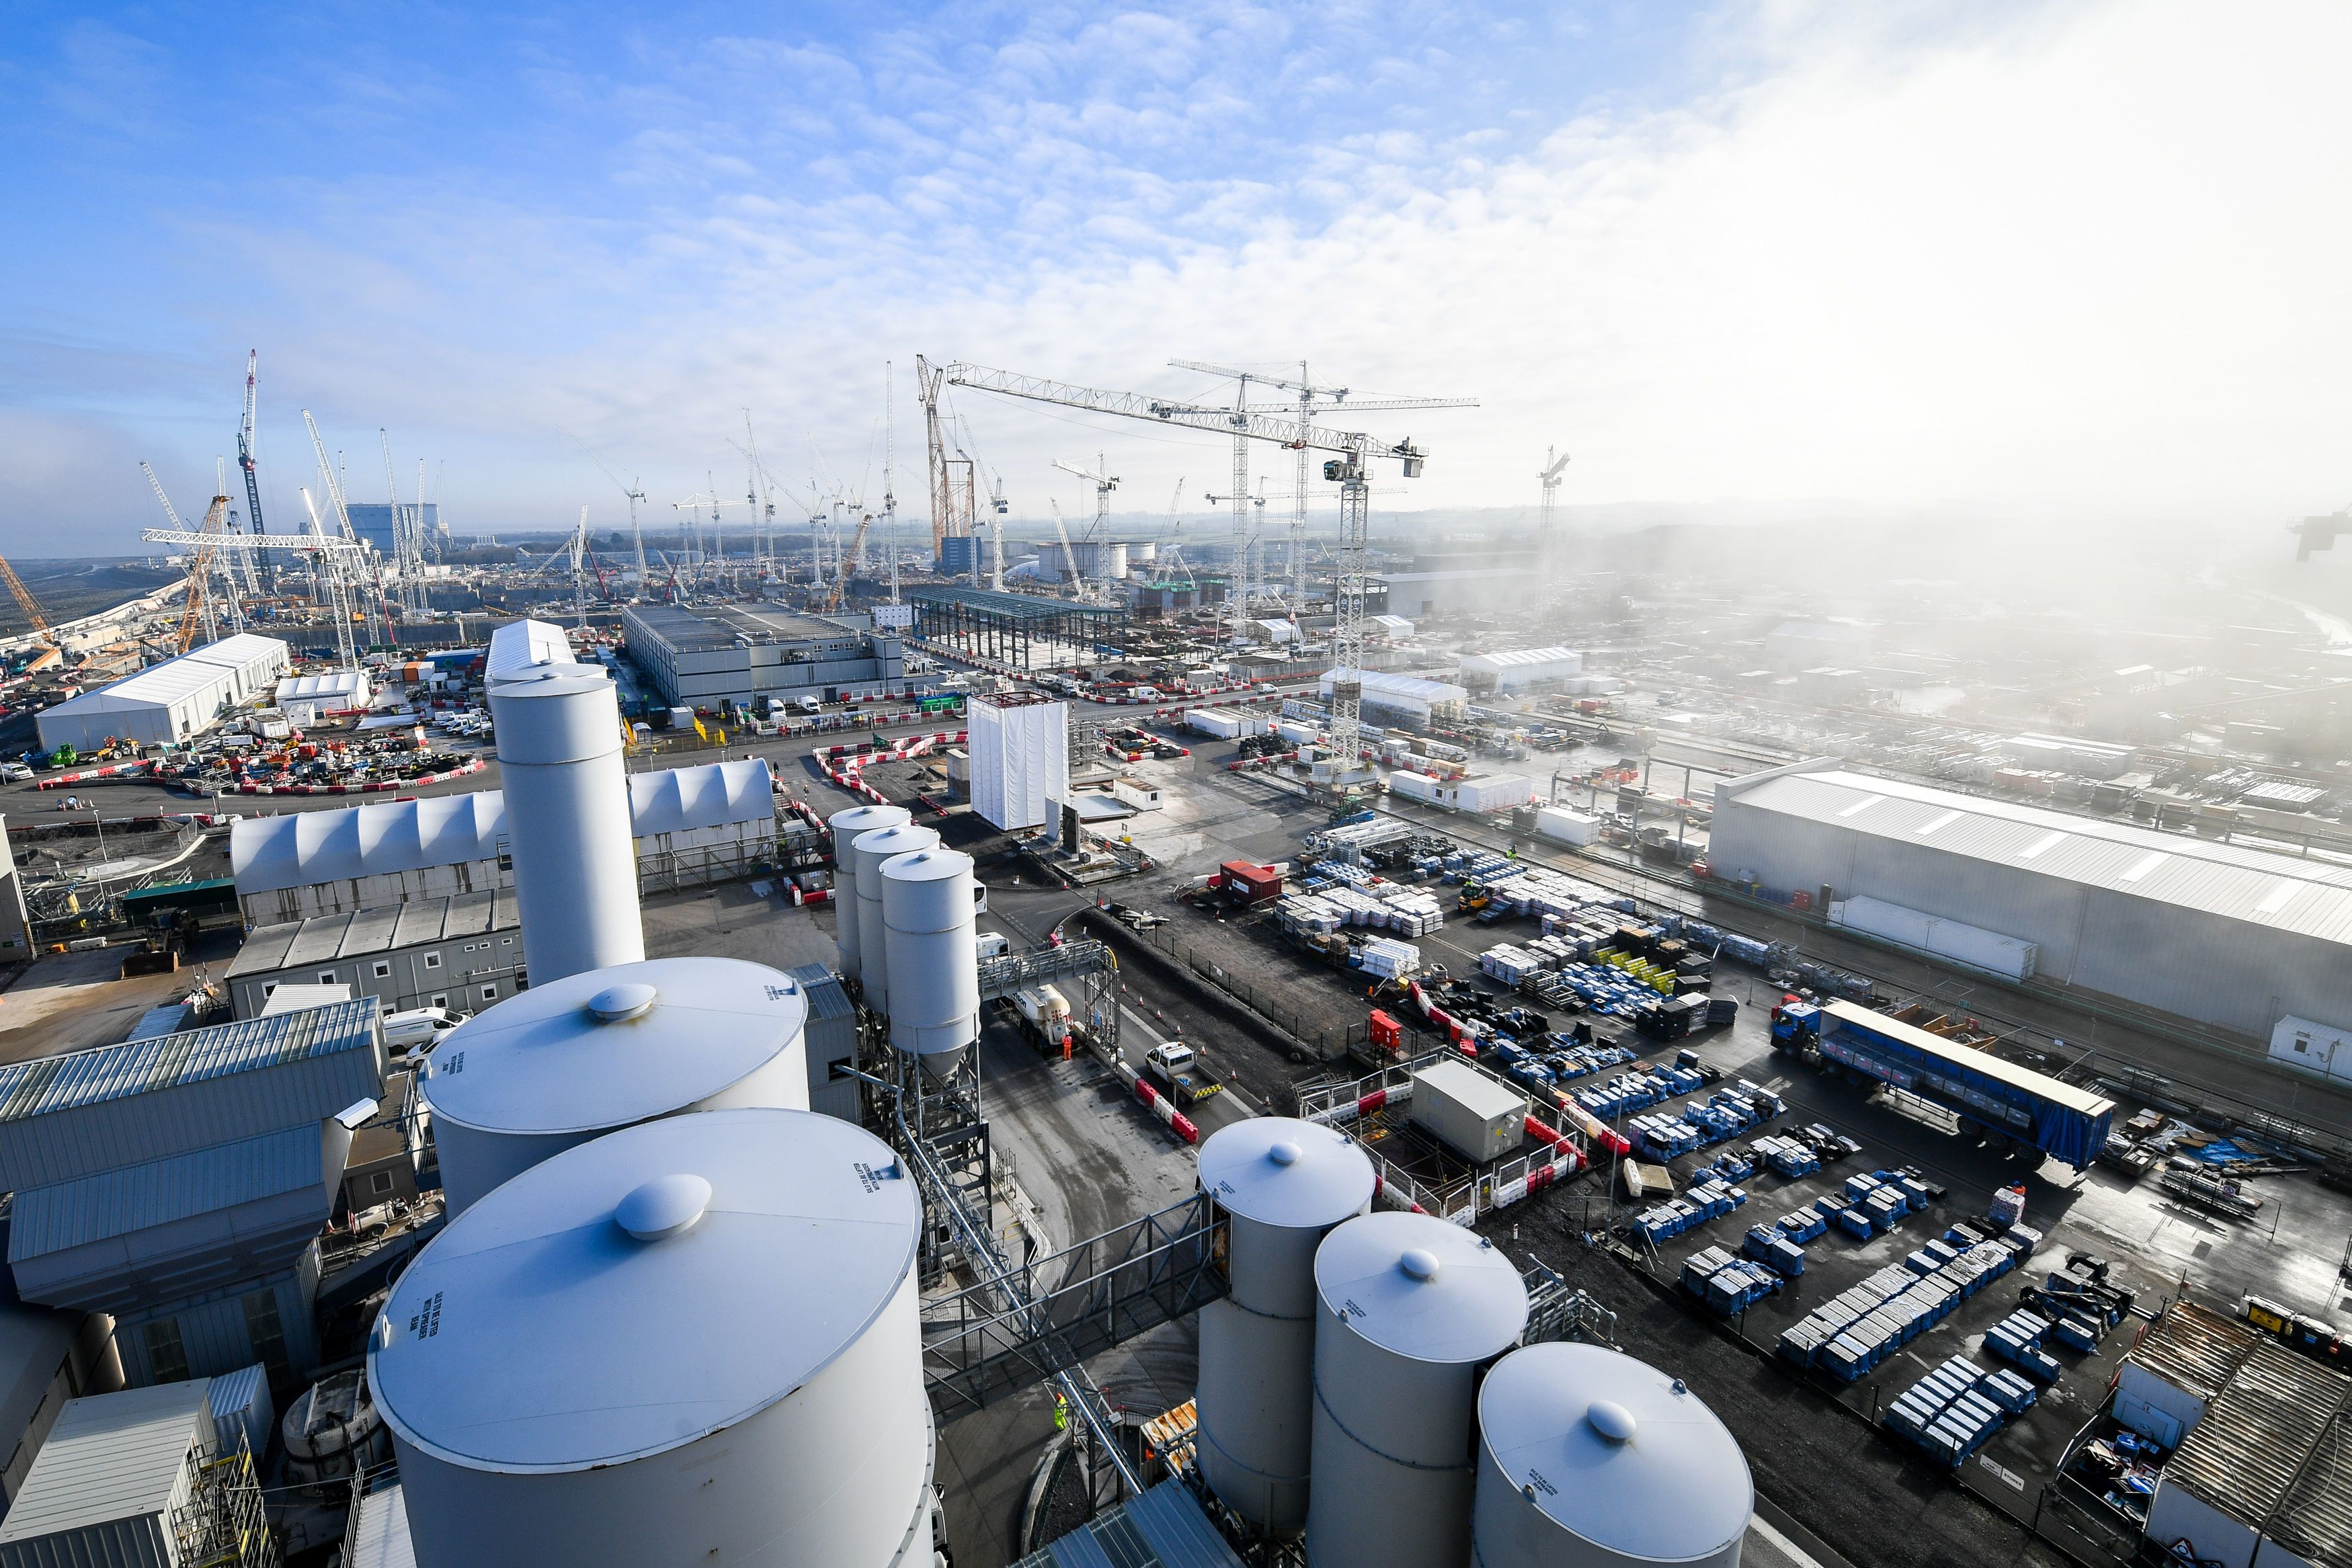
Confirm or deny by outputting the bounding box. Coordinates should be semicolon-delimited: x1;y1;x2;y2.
5;0;2347;555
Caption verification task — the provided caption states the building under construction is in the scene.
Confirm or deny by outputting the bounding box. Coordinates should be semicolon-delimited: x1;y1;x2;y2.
906;585;1128;671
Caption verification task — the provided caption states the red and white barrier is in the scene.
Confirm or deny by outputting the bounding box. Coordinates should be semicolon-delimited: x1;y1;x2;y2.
38;759;159;788
1113;1060;1200;1144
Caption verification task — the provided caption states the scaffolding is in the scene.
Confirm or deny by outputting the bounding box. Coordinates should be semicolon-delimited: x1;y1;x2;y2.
169;1437;277;1568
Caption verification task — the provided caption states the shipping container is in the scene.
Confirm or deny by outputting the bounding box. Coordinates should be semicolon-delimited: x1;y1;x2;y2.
1533;806;1598;845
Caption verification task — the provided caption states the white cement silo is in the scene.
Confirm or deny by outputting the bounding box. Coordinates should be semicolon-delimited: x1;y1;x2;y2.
372;1108;932;1568
828;804;911;983
421;956;809;1216
1195;1117;1376;1535
852;822;940;1014
1305;1211;1530;1568
486;628;643;983
878;847;980;1073
1473;1342;1750;1568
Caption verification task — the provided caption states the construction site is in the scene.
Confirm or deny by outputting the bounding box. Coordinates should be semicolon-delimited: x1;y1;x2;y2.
0;347;2344;1568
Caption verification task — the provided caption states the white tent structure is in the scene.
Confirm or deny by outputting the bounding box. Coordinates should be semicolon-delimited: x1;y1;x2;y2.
231;758;778;923
967;695;1068;831
36;634;290;752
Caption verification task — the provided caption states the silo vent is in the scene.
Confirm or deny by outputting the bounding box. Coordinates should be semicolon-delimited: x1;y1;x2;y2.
616;1173;711;1241
1587;1399;1637;1443
1398;1247;1441;1282
589;983;659;1023
1267;1141;1301;1167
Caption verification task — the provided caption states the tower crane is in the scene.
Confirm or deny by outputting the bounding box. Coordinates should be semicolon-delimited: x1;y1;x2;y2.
1170;359;1475;635
942;360;1464;770
915;356;978;564
963;451;1008;589
881;364;901;604
236;352;272;591
587;455;650;583
298;490;360;670
1539;446;1570;533
1052;457;1120;601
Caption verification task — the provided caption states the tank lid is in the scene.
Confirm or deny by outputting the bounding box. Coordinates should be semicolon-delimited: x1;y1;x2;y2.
487;662;612;698
854;823;938;856
1479;1342;1752;1559
879;846;973;882
370;1108;918;1473
1199;1118;1375;1229
419;957;805;1135
829;803;909;833
1315;1210;1527;1363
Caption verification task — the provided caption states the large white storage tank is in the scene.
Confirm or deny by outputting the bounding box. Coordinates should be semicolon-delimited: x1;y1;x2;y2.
1473;1342;1750;1568
1195;1118;1376;1535
486;622;643;983
1306;1211;1529;1568
421;957;809;1216
852;823;940;1016
827;804;911;983
879;847;981;1075
372;1108;933;1568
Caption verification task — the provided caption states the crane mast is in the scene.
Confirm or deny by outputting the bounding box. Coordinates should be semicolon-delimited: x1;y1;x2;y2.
237;352;272;592
1539;446;1570;534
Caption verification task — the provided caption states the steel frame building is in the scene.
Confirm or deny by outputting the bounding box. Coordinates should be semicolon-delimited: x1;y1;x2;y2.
906;586;1127;671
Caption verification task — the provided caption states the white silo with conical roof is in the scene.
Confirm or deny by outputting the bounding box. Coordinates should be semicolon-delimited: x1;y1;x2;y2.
878;846;980;1075
1305;1211;1529;1568
1473;1342;1750;1568
371;1108;933;1568
827;803;910;982
1195;1116;1375;1534
421;956;808;1216
852;822;939;1015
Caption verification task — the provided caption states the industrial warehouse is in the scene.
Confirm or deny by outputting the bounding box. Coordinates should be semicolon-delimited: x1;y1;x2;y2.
620;602;905;710
1709;761;2352;1052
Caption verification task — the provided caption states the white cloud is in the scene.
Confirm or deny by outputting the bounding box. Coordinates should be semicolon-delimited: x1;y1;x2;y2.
17;0;2351;549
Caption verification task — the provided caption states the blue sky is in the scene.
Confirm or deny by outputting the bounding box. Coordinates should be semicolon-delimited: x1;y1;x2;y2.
5;0;2349;552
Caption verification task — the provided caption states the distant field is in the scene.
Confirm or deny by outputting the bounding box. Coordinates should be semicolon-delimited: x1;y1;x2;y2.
0;558;182;636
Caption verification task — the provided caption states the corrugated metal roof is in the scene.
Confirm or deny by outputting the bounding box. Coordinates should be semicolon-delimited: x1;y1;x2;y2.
2267;1408;2352;1568
231;893;521;979
2125;1301;2263;1401
1012;1479;1247;1568
1320;669;1469;703
0;1000;378;1126
230;759;776;895
2167;1341;2347;1532
788;964;854;1022
1719;766;2352;948
0;1380;209;1548
8;1125;326;1262
345;1478;418;1568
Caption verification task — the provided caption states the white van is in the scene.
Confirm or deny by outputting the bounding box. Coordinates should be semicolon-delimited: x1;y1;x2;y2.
384;1005;467;1057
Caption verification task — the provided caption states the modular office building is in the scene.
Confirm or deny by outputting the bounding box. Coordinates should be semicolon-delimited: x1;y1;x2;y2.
1709;759;2352;1047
